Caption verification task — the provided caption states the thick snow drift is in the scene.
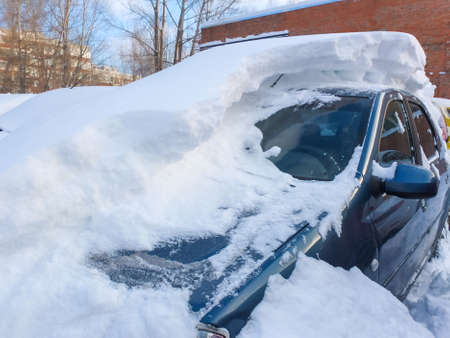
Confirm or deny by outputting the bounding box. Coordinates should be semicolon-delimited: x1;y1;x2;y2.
0;32;441;337
240;253;434;338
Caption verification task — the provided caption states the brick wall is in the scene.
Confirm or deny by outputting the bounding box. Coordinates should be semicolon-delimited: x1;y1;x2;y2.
201;0;449;98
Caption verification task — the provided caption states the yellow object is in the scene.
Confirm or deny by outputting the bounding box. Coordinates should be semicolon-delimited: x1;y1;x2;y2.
432;98;450;149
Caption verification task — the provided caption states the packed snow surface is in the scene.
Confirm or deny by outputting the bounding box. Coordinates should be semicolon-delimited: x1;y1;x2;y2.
0;32;444;337
0;93;34;116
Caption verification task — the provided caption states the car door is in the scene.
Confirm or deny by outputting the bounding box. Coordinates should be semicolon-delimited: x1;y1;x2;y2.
367;94;424;297
394;98;448;284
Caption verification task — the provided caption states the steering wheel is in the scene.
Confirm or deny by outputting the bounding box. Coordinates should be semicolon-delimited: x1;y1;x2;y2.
293;146;342;175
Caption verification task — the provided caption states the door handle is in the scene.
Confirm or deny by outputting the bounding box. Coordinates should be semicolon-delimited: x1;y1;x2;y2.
371;258;379;272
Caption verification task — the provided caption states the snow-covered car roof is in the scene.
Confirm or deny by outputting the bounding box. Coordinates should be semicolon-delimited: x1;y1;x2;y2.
0;93;34;117
0;32;435;171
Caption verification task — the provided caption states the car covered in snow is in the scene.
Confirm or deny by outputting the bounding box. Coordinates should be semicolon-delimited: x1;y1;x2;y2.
1;32;448;338
196;87;449;337
92;87;449;338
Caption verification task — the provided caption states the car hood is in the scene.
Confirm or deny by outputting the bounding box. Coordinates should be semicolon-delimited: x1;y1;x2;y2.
90;233;255;312
89;219;325;338
89;210;322;314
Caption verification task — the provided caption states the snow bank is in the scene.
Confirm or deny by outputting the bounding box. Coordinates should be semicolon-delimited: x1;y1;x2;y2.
407;230;450;338
240;253;433;338
0;32;437;337
0;93;34;116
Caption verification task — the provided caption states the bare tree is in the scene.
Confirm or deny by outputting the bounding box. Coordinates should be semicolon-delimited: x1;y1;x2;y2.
116;0;169;73
119;39;149;80
187;0;239;56
0;0;49;92
173;0;186;64
47;0;106;88
0;0;105;92
114;0;238;77
189;0;207;56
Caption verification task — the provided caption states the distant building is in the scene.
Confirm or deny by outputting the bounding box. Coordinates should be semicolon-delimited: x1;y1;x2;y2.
90;64;134;87
200;0;449;98
0;28;133;93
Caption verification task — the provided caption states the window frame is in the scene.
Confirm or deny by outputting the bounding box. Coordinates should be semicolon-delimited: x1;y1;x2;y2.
376;97;417;167
405;98;440;163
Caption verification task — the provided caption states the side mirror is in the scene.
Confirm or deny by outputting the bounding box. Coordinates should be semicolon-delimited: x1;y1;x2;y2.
383;163;438;199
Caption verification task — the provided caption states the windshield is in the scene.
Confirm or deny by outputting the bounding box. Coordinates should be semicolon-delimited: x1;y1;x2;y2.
256;96;372;181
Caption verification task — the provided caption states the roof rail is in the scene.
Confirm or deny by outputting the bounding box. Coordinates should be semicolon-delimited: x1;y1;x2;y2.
200;31;289;51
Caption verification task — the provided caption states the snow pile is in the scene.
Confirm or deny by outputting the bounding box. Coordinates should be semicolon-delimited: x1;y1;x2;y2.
240;253;434;338
407;230;450;338
372;160;398;180
0;32;438;337
0;93;34;116
0;86;114;168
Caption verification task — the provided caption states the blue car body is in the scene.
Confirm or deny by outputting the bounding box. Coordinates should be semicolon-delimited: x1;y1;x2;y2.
197;88;449;337
91;87;449;338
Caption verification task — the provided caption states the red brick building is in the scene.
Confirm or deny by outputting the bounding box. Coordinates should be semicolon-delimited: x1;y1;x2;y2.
200;0;449;98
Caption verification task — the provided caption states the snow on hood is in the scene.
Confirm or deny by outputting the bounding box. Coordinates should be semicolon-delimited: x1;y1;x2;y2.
0;32;436;337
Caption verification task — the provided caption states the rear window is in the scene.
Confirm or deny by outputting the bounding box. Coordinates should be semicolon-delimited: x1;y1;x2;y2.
256;96;372;181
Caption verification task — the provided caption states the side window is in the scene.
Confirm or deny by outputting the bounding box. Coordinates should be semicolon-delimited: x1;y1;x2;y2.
409;102;438;159
378;101;413;166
